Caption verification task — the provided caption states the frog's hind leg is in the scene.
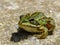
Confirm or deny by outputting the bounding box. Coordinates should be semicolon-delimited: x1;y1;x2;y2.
34;26;48;39
46;17;55;35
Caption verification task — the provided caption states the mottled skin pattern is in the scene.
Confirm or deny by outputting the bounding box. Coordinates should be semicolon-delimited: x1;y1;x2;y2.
18;12;55;39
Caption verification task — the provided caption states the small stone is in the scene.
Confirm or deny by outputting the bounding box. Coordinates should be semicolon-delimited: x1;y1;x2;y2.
0;23;3;26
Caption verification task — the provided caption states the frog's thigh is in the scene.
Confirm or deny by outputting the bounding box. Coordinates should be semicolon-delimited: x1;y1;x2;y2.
34;27;48;39
47;17;55;35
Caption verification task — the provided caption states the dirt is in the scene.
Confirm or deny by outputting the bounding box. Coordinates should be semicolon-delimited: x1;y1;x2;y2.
0;0;60;45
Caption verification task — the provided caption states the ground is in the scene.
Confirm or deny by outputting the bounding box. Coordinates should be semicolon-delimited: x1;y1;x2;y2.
0;0;60;45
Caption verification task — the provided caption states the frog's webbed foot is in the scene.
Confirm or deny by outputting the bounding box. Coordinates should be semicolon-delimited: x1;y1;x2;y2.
34;26;48;39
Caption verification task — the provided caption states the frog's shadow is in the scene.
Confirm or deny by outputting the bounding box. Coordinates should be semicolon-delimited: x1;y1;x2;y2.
10;27;35;42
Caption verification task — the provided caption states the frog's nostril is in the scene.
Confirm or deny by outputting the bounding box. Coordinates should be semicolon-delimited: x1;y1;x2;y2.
20;15;22;19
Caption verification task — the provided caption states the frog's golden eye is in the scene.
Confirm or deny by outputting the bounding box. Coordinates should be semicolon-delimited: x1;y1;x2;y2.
29;19;35;24
29;18;39;25
29;18;34;21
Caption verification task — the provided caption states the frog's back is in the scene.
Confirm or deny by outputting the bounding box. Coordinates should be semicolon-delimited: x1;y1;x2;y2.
30;12;46;20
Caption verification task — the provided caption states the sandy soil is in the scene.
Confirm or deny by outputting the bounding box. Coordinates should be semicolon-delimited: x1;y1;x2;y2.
0;0;60;45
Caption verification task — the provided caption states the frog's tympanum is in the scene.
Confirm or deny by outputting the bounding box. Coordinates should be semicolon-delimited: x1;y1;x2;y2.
18;12;55;39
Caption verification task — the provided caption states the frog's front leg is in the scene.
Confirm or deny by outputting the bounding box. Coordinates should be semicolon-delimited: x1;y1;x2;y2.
34;26;48;39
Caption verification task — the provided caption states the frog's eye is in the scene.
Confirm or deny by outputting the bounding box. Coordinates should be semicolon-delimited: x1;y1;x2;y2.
29;18;39;25
29;19;34;21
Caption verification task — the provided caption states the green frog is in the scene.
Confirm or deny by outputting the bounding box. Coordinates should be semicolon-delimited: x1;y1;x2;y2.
18;12;55;39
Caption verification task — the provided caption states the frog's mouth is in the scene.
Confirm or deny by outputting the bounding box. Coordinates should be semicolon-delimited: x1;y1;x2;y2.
22;18;40;27
21;23;38;27
18;21;39;28
18;21;41;33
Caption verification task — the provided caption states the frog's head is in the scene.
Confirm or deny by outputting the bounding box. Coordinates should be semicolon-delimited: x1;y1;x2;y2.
18;12;47;27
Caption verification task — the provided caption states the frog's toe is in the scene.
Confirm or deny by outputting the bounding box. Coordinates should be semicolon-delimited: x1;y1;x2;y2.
38;35;47;39
33;34;47;39
48;31;53;35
